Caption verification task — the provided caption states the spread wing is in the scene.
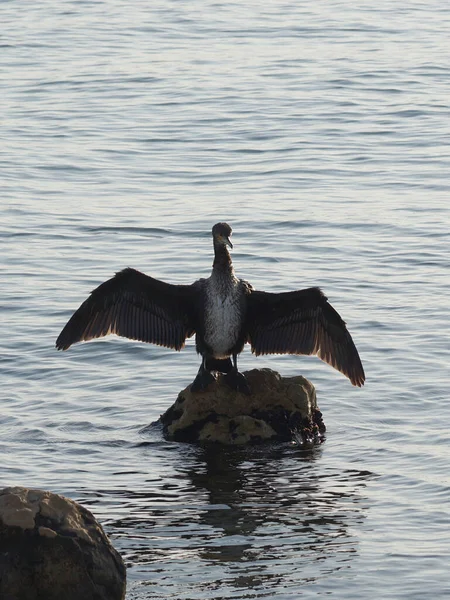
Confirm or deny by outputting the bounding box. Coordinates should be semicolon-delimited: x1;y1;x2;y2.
56;268;199;351
247;287;365;386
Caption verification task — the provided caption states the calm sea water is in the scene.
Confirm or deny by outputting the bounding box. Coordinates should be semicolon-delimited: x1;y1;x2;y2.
2;1;450;598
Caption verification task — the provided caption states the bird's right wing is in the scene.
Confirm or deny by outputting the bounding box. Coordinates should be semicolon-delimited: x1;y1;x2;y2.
56;268;199;351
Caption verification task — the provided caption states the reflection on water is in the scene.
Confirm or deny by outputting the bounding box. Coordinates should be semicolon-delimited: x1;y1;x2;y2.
3;0;450;598
82;443;372;599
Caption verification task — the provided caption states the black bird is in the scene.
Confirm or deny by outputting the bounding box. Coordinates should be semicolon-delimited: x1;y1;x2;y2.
56;223;365;394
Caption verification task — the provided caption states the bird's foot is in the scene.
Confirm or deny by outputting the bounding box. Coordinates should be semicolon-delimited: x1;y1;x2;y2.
223;370;251;396
191;369;217;393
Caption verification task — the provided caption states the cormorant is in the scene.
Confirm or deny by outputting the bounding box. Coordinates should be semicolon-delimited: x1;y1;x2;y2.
56;223;365;394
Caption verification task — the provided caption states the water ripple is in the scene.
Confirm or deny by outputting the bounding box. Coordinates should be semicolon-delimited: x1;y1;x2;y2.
2;0;450;598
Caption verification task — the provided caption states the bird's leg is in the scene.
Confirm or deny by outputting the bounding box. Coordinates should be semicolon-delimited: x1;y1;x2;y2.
223;353;251;395
191;355;217;393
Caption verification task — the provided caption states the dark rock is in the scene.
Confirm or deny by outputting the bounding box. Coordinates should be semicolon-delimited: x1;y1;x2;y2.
0;487;126;600
160;368;326;446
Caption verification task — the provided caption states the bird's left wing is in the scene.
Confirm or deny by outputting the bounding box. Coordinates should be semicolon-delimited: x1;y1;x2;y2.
56;268;199;351
246;287;365;386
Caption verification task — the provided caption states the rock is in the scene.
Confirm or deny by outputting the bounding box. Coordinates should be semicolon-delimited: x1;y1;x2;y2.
0;487;126;600
160;368;326;446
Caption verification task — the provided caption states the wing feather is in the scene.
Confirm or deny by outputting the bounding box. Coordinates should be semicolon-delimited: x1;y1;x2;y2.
247;288;365;386
56;268;198;352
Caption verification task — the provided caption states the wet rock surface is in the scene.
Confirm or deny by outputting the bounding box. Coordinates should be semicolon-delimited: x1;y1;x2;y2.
160;368;326;446
0;486;126;600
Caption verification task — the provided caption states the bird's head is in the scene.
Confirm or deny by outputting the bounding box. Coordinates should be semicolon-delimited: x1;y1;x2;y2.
212;222;233;249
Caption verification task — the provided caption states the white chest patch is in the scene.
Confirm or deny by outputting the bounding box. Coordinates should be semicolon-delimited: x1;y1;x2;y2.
204;279;243;358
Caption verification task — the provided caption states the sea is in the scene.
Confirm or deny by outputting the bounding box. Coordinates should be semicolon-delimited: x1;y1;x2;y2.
1;1;449;598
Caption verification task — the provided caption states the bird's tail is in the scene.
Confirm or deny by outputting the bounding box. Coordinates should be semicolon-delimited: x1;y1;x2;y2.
205;357;233;373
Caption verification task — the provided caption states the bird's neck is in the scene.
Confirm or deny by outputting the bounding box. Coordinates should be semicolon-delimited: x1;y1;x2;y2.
212;242;234;277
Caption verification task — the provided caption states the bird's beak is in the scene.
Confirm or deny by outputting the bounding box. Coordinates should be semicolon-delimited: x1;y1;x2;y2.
226;236;233;249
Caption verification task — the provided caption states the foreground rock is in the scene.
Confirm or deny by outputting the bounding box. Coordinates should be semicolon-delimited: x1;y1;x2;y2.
160;368;325;446
0;487;126;600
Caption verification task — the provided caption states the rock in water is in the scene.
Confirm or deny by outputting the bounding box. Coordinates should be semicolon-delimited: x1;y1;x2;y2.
160;368;326;445
0;487;126;600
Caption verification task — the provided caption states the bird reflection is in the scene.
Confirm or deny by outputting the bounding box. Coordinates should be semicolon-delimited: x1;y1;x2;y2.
185;444;371;589
94;442;373;597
